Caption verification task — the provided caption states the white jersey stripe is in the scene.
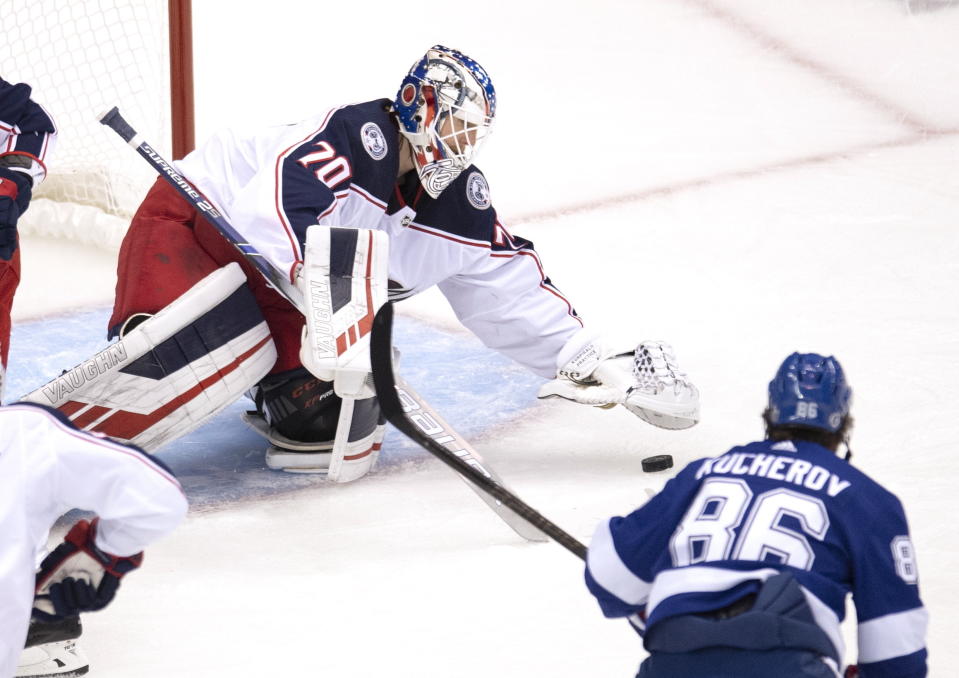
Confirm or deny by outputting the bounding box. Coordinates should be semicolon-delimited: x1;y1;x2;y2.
800;586;845;660
645;565;780;618
643;564;845;660
858;607;929;663
587;519;652;605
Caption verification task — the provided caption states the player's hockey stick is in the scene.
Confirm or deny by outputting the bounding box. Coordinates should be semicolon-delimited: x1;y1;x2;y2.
383;350;549;544
371;303;586;559
98;108;551;541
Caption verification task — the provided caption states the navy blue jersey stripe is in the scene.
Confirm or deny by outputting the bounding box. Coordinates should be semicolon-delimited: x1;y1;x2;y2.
329;227;359;313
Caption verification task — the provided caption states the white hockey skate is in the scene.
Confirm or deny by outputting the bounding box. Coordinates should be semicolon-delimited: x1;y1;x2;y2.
624;341;699;430
264;444;334;474
16;639;88;678
241;409;334;473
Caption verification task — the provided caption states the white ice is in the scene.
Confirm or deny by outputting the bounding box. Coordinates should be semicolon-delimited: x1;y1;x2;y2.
10;0;959;675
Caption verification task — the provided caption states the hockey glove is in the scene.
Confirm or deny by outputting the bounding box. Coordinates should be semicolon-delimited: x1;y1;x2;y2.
33;519;143;621
0;166;32;261
538;336;700;430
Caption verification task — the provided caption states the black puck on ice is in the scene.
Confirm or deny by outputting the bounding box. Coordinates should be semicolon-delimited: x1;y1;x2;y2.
642;455;674;473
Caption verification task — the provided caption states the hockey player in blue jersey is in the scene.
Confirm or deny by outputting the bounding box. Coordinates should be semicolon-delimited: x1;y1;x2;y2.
25;45;700;480
585;352;927;678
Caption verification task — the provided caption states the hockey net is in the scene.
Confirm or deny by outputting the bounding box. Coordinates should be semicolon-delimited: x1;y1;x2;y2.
0;0;193;249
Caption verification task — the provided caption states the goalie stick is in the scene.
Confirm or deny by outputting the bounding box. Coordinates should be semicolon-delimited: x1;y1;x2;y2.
371;303;586;559
98;107;303;308
99;107;550;541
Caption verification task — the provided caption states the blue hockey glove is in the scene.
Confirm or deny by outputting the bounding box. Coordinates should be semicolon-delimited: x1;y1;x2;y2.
0;166;32;261
33;519;144;621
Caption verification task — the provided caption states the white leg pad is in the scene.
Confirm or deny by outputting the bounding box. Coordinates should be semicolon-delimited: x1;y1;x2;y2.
20;263;277;451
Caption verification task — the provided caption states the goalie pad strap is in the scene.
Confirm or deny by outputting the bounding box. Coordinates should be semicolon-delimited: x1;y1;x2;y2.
23;263;277;450
328;395;384;482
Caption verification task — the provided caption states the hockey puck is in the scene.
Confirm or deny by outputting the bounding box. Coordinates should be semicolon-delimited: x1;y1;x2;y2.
641;454;674;473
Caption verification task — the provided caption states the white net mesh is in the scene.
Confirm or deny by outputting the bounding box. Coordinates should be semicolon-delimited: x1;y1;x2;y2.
1;0;172;246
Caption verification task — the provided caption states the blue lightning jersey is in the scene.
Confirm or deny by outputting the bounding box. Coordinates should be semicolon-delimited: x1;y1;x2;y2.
586;439;928;678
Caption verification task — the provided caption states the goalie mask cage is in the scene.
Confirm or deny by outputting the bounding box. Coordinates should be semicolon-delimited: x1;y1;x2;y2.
0;0;194;248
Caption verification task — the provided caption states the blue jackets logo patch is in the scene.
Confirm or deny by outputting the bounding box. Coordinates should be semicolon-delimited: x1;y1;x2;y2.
466;172;491;210
361;122;388;160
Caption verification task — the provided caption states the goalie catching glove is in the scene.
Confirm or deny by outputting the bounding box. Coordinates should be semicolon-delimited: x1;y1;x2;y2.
538;332;700;430
33;519;143;621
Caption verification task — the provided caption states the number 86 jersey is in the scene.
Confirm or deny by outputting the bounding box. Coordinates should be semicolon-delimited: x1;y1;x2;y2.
585;438;928;677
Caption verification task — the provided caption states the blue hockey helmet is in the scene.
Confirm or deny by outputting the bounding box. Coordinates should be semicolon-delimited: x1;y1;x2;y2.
393;45;496;198
766;352;852;434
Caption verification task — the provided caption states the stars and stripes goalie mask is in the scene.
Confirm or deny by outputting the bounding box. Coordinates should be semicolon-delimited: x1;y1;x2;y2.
393;45;496;198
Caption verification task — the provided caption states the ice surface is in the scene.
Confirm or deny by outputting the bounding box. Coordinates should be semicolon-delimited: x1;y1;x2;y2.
8;310;542;510
8;0;958;675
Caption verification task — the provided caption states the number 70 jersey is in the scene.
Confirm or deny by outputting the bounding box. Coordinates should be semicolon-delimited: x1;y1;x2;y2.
585;438;928;676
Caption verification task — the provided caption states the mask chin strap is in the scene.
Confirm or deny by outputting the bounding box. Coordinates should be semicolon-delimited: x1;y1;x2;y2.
842;440;853;463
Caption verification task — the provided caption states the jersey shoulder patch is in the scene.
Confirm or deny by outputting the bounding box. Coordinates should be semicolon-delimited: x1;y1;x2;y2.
407;165;496;243
360;121;388;160
465;171;491;210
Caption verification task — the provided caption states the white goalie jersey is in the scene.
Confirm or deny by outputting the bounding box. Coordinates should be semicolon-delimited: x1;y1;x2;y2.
175;98;587;378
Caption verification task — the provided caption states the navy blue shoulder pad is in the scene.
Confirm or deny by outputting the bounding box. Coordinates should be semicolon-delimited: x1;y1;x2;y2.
324;99;400;203
403;166;498;244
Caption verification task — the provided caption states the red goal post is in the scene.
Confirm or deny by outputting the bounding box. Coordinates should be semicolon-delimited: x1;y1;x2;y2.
0;0;194;248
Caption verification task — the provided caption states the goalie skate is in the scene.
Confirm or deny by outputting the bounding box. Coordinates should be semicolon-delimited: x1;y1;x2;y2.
624;341;699;430
242;408;335;472
16;640;88;678
242;388;385;479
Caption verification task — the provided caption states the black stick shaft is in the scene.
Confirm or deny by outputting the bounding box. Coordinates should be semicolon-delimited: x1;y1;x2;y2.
371;303;587;560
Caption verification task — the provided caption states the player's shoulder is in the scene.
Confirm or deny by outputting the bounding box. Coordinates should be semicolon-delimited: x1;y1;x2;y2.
759;439;904;512
413;165;497;244
315;99;399;192
0;402;72;428
0;403;74;461
325;99;397;157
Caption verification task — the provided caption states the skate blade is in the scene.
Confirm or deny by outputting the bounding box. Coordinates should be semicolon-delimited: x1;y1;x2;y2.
265;447;332;474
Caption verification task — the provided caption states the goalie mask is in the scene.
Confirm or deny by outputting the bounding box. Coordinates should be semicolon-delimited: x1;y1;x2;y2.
393;45;496;198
